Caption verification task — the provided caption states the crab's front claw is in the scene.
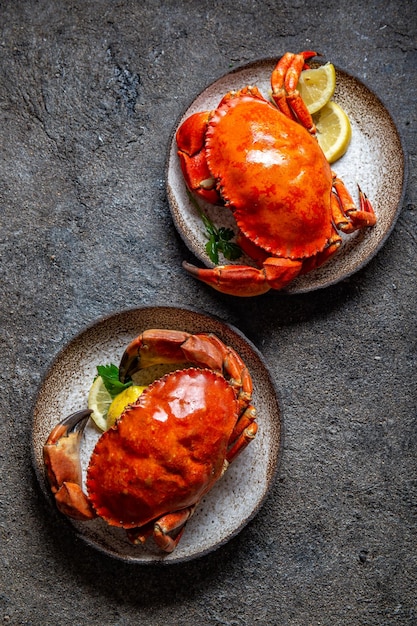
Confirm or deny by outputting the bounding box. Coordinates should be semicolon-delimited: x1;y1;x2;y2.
176;110;221;205
119;329;192;383
43;409;96;521
182;259;302;297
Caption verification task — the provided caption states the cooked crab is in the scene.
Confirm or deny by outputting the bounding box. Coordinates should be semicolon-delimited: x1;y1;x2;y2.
43;329;257;553
176;50;376;296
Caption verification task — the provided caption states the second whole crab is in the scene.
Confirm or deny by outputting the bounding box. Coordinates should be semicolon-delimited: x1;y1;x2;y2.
43;329;258;553
176;50;377;296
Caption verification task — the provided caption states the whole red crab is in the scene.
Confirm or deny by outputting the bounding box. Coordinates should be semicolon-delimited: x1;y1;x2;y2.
43;329;257;553
176;51;376;296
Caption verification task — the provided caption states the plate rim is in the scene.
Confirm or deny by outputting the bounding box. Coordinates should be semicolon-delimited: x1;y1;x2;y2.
165;56;409;295
32;303;284;564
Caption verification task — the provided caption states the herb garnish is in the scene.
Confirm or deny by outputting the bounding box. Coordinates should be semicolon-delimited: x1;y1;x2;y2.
96;364;132;398
188;191;242;265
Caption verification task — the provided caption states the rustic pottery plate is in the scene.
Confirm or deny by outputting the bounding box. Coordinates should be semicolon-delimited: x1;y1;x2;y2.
166;58;407;294
32;306;282;564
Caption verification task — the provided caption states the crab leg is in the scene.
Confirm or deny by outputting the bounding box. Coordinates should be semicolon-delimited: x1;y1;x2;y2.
222;344;253;412
226;396;257;467
227;419;258;464
271;50;318;134
43;409;96;521
331;175;377;234
230;405;257;442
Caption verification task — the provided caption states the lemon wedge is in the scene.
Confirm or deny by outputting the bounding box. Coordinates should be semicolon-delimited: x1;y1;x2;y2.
106;385;146;427
314;100;352;163
87;376;113;431
297;63;336;114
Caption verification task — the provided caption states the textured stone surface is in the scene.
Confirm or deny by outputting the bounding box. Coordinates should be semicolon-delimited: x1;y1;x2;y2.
1;1;416;624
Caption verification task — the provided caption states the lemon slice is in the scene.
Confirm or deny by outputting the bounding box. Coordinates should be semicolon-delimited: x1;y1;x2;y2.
314;100;352;163
87;376;113;431
297;63;336;114
106;385;146;427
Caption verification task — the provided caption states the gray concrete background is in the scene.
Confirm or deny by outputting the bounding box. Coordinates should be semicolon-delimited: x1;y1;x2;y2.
1;1;416;624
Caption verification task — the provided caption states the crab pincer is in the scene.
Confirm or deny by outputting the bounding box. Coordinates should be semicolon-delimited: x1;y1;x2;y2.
43;409;96;521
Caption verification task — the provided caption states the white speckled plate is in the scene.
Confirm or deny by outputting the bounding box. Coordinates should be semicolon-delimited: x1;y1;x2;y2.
166;58;407;294
32;306;282;564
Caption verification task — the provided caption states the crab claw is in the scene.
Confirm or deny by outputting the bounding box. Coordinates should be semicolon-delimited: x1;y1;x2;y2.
43;409;96;521
119;329;191;383
176;110;221;205
119;328;254;415
182;259;302;297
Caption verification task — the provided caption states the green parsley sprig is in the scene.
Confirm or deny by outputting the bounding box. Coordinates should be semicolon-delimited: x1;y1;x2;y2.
96;364;132;398
187;191;242;265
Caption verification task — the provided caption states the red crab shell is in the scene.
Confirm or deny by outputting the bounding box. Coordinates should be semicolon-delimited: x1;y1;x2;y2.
86;368;239;529
205;93;333;259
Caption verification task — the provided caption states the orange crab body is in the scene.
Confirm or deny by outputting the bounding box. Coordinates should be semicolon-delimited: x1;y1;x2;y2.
87;368;238;530
176;51;376;296
204;92;333;259
43;329;257;553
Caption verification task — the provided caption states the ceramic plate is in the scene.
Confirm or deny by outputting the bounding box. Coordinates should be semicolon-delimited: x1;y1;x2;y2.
32;306;282;564
166;58;407;294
